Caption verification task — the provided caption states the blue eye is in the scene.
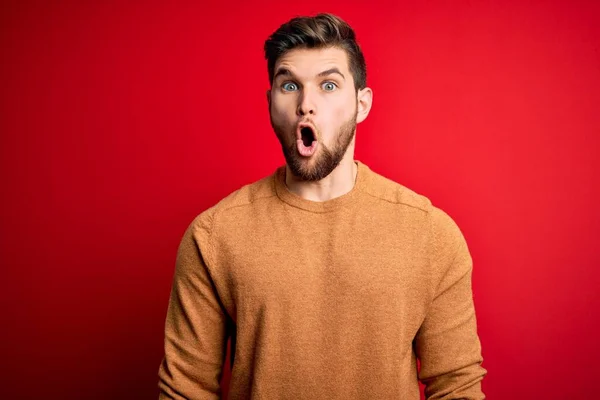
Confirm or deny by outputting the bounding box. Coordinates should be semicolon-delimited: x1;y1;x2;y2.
322;82;337;91
282;82;298;91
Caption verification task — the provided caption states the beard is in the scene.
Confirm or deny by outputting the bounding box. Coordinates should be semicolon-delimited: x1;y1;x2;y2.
270;108;358;182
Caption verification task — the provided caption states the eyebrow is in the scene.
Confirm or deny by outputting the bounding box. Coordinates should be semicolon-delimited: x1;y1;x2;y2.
273;67;346;82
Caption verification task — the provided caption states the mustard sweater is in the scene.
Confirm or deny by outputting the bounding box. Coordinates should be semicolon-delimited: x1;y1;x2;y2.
158;161;486;399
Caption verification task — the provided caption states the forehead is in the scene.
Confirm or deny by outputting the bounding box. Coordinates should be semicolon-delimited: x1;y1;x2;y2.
274;47;350;77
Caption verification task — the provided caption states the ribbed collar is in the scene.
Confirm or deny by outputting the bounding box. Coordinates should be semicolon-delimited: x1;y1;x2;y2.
273;160;371;213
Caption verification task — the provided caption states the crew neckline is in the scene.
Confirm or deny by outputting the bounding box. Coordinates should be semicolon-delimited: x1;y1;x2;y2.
273;160;371;213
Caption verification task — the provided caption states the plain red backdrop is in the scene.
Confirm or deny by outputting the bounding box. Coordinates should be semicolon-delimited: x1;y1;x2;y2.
1;0;599;398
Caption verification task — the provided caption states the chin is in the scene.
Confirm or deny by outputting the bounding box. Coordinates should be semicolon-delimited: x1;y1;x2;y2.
286;147;342;182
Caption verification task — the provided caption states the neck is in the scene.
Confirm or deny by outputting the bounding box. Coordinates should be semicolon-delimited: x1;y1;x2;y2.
285;150;358;202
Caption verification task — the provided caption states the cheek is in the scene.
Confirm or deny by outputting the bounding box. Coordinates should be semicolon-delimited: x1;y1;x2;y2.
330;97;354;123
271;96;295;122
334;105;347;120
321;97;355;140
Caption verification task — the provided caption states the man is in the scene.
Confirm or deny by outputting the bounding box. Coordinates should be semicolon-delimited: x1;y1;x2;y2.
158;13;486;400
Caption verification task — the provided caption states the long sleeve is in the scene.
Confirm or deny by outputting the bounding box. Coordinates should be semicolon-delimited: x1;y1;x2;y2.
414;210;487;399
158;215;231;399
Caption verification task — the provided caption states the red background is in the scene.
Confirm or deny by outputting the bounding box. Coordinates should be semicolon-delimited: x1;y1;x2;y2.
1;1;599;398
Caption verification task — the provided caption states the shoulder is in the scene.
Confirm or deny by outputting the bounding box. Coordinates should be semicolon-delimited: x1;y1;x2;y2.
360;162;432;214
361;164;470;276
188;172;277;237
360;162;464;243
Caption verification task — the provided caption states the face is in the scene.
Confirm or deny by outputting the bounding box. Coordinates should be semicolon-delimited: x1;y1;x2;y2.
267;47;371;181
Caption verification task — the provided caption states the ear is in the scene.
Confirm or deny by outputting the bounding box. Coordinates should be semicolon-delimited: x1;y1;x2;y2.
266;89;271;109
356;87;373;124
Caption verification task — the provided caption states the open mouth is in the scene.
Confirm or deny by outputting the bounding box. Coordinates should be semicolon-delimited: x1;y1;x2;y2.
296;123;319;157
300;126;316;147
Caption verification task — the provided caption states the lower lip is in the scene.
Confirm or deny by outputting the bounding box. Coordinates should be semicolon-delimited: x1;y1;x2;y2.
297;139;318;157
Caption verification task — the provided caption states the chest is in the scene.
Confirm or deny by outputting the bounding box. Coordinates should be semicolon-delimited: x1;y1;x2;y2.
217;210;431;318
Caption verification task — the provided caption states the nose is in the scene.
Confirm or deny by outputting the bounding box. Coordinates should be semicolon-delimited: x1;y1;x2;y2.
296;88;316;116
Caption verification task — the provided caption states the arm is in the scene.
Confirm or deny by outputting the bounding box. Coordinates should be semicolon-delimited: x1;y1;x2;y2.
158;215;231;399
414;210;487;399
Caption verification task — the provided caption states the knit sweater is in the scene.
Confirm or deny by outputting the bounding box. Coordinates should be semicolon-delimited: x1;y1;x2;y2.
158;161;486;399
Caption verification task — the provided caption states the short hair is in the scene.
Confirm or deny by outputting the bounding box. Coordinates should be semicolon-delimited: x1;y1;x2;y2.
264;13;367;91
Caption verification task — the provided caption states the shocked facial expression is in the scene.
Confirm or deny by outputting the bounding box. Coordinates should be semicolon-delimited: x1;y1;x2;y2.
268;47;361;181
